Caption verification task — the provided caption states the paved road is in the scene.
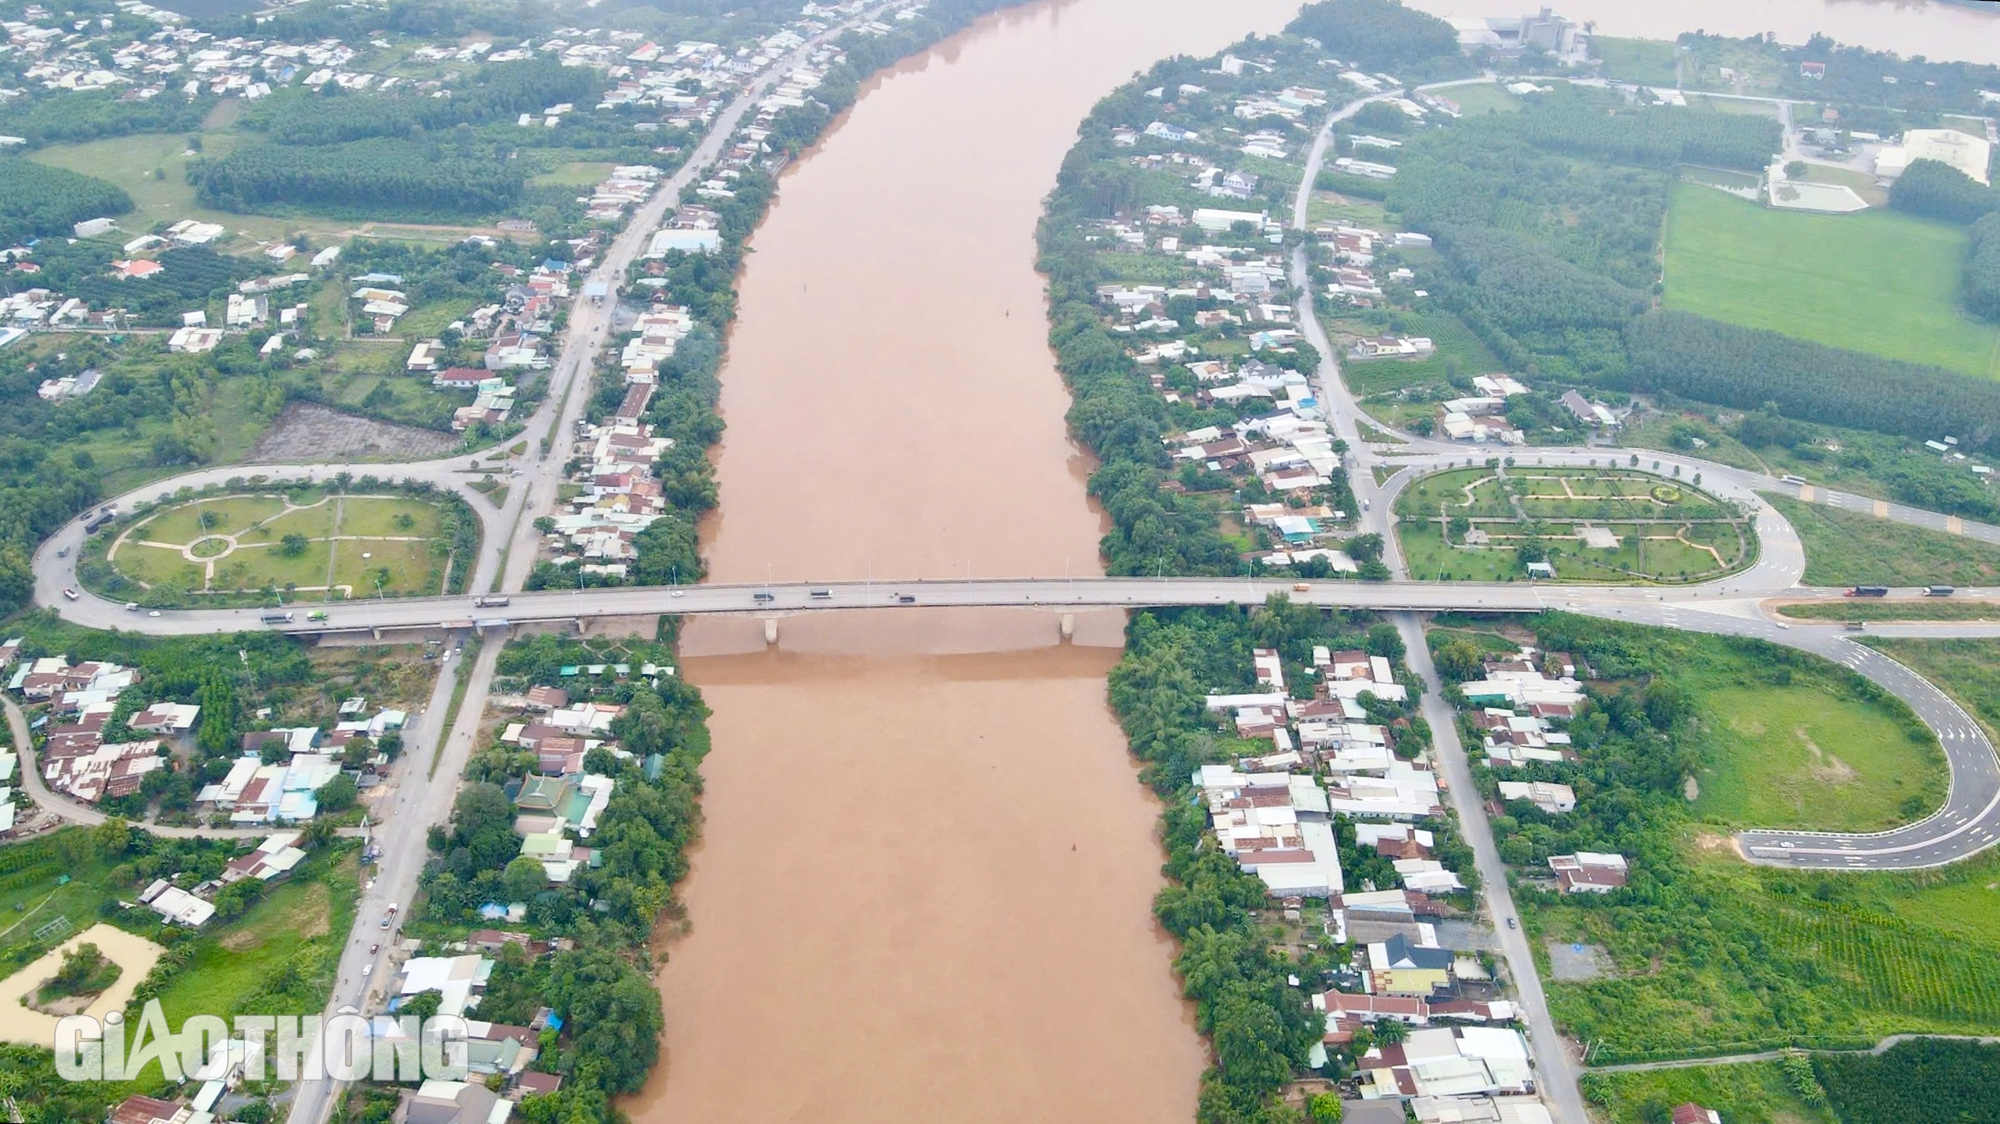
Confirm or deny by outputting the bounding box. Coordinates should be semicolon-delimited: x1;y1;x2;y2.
1400;614;1591;1124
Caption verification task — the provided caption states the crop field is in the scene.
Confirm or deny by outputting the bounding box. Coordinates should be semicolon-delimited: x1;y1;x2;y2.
1397;468;1751;582
1691;683;1945;832
1662;183;2000;378
104;492;458;606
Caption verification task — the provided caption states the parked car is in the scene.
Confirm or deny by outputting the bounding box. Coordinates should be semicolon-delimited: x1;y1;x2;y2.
61;587;79;601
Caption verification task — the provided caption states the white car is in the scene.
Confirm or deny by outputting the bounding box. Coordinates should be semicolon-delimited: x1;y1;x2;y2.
62;587;80;601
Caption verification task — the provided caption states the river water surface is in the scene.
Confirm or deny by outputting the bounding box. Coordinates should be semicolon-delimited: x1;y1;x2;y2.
631;0;2000;1120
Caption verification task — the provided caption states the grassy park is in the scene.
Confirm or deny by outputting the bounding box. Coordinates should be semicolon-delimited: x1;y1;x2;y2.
101;489;462;606
1662;183;2000;377
1764;494;2000;587
1397;467;1752;582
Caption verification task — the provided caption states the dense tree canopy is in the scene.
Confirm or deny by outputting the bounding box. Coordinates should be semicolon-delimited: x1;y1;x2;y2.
1625;310;2000;451
0;158;132;245
1967;212;2000;321
1888;158;1999;224
1285;0;1463;74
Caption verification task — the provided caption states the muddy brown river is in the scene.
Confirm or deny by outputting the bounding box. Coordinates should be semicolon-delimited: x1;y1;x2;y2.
630;0;2000;1120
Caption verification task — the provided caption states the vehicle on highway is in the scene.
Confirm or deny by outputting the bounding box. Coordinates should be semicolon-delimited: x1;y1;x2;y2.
1293;583;1311;593
474;595;511;608
261;611;295;624
370;943;379;954
148;610;160;618
83;509;114;533
1845;621;1866;631
1506;917;1517;930
125;602;138;612
380;915;392;928
671;590;685;598
897;593;917;603
753;591;775;602
1846;585;1890;597
308;610;329;621
1926;585;1956;597
811;589;833;599
62;587;79;601
362;964;373;977
1781;474;1808;486
56;546;68;558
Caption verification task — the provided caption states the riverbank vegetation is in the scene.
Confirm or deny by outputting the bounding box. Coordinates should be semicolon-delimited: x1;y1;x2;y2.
1446;614;1997;1062
1761;494;2000;587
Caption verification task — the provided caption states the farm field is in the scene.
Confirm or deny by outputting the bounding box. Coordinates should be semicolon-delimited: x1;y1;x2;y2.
1662;183;2000;378
100;491;461;607
1396;467;1752;583
1762;494;2000;586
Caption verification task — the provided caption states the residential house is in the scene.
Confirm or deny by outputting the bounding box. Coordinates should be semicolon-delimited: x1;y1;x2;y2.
1549;852;1628;893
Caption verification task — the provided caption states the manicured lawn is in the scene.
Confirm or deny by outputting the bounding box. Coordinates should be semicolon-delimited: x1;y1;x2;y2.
1582;1061;1834;1124
330;496;444;539
138;495;291;544
1662;183;2000;377
330;538;442;596
1692;683;1944;832
102;491;455;603
1764;493;2000;586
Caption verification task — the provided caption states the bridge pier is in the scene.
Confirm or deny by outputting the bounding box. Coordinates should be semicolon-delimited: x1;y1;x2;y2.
573;617;585;636
371;627;381;641
1059;613;1074;641
763;618;779;646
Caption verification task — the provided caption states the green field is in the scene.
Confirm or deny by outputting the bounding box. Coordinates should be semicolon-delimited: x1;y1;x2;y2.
1663;183;2000;377
1764;493;2000;586
150;854;357;1031
1692;683;1944;832
27;131;309;244
105;491;458;605
1582;1062;1833;1124
528;160;616;187
1440;82;1523;116
1337;311;1504;395
1397;468;1751;582
1594;36;1680;85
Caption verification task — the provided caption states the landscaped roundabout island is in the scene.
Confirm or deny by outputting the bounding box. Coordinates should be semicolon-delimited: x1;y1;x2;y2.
1396;464;1756;583
77;482;480;609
